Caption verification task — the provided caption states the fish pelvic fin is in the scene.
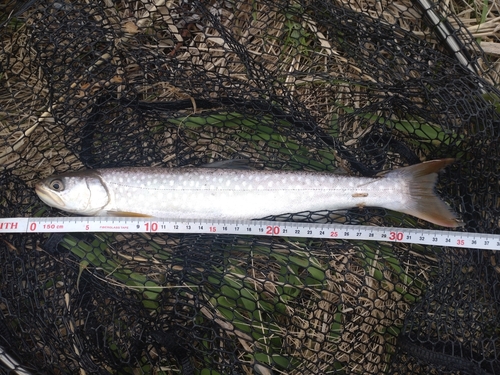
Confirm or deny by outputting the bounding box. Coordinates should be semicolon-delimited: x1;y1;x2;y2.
387;159;463;227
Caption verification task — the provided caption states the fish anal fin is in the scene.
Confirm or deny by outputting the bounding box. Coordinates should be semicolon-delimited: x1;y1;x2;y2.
107;211;153;217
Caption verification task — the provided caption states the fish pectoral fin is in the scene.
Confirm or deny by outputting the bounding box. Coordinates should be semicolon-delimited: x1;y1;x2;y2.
107;211;153;217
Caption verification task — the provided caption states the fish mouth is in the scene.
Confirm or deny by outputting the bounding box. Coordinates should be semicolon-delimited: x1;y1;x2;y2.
35;183;66;209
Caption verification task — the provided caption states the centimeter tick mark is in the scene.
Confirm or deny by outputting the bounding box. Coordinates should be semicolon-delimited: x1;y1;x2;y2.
0;217;498;251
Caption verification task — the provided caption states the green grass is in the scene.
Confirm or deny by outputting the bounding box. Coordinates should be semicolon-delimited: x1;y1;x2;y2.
162;112;339;171
60;233;162;310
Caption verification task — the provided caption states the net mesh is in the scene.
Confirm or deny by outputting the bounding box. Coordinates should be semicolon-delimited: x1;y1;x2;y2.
1;0;500;374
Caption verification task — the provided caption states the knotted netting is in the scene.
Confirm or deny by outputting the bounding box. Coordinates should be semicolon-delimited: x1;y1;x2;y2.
1;0;500;374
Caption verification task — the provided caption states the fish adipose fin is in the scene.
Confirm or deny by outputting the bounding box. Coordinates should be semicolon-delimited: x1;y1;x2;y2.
387;159;463;227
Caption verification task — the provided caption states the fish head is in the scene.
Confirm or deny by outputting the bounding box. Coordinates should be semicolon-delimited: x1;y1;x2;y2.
35;171;109;215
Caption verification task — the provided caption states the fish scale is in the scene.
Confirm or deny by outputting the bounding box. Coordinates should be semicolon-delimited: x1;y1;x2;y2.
35;159;461;227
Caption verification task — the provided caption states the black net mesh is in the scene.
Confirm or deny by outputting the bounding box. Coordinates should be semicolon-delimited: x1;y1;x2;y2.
1;0;500;374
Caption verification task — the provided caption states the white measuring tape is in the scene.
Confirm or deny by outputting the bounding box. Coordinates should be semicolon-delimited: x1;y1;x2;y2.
0;217;499;250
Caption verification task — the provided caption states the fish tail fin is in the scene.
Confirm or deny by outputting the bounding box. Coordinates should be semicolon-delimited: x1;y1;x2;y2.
385;159;463;227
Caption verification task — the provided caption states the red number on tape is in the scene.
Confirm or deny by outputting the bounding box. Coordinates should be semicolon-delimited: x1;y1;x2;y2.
389;231;404;241
266;225;280;235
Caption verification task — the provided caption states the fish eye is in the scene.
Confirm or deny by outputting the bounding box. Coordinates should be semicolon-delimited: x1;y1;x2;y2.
49;179;64;191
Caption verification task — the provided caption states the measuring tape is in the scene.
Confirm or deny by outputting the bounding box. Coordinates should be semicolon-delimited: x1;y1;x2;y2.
0;217;499;250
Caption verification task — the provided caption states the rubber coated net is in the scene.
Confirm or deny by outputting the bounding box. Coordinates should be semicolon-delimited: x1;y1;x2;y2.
1;0;500;374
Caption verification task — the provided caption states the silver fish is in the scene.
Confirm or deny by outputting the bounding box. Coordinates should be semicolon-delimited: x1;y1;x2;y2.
35;159;461;227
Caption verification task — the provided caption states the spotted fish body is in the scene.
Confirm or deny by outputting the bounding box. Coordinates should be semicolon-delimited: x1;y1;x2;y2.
35;159;461;227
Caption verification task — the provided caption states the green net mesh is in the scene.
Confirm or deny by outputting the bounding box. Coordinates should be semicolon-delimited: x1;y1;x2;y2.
1;0;499;374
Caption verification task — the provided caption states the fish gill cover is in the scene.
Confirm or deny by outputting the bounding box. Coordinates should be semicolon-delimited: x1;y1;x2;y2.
0;0;499;374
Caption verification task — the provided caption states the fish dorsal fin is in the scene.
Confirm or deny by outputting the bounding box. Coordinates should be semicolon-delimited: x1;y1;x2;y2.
200;159;251;170
107;211;153;217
